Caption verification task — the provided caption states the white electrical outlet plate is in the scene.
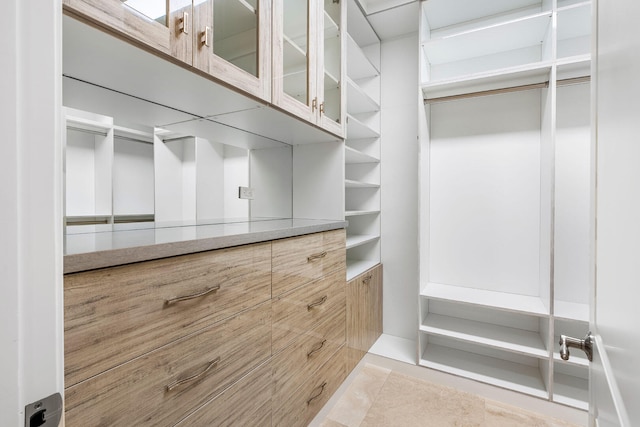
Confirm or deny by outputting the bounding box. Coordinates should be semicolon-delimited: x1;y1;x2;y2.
238;186;254;200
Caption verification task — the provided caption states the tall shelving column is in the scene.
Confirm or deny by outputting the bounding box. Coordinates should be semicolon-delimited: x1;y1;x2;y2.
345;0;381;281
418;0;592;409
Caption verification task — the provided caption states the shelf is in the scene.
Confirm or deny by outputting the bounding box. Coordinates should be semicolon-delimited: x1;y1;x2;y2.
423;12;551;66
283;34;307;68
347;34;379;81
346;114;380;139
346;234;379;250
324;70;339;91
345;179;379;188
553;372;589;410
347;258;380;281
421;0;545;33
553;351;589;368
422;61;552;100
345;209;380;217
554;300;589;322
324;10;340;39
419;343;548;399
422;282;549;316
345;146;379;164
347;78;380;114
420;314;548;358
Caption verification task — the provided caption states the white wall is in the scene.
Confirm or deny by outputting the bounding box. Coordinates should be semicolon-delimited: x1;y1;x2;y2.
223;145;250;219
251;146;292;219
0;0;64;425
380;33;420;341
113;138;155;216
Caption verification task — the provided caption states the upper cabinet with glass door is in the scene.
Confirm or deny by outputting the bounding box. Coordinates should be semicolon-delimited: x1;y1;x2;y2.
193;0;271;101
62;0;193;65
272;0;345;137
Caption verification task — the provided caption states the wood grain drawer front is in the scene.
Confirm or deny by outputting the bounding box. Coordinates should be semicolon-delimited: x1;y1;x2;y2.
176;360;272;427
64;242;271;386
272;268;346;353
272;302;345;405
272;229;346;296
65;302;271;427
272;346;347;427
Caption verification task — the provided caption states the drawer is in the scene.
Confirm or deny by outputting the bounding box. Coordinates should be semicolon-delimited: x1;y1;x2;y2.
64;301;272;427
272;301;345;405
64;242;271;386
272;229;346;296
272;346;347;427
272;268;346;353
176;360;272;427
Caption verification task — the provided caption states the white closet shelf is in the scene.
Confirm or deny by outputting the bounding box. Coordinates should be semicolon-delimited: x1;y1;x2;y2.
558;0;590;9
423;12;551;65
345;179;379;188
66;116;113;134
419;343;548;399
554;300;589;322
553;352;589;367
347;34;380;80
422;282;549;316
346;114;380;139
324;70;340;90
345;209;380;217
324;10;339;39
346;234;379;249
553;373;589;410
557;55;591;80
347;258;380;281
422;62;552;100
420;313;548;358
345;146;379;164
347;78;380;114
283;35;307;68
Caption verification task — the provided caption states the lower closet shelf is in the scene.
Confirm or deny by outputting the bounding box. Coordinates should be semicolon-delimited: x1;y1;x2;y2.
420;314;548;358
553;372;589;410
419;342;548;399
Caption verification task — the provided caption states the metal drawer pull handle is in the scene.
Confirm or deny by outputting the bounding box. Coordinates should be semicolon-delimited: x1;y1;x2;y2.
362;274;373;285
166;357;220;392
307;251;327;262
307;339;327;358
203;26;211;47
306;381;327;405
307;295;327;311
181;11;189;34
165;284;221;306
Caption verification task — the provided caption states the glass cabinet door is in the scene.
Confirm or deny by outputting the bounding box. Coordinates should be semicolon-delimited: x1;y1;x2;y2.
272;0;318;123
194;0;271;101
65;0;192;64
319;0;344;135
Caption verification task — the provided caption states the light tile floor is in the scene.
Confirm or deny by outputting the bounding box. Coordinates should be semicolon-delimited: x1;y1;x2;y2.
313;362;584;427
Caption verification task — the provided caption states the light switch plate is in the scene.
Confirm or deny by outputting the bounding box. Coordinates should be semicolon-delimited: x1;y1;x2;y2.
238;186;254;200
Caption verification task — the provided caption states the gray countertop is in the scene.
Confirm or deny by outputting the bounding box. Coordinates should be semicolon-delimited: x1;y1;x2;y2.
64;218;347;274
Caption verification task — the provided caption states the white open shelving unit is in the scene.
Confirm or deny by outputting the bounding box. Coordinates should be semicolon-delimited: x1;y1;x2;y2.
345;0;382;281
418;0;592;409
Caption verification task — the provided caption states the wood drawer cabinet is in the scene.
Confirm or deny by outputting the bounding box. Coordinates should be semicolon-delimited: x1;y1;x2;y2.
272;296;345;405
272;268;346;353
65;301;272;426
272;229;346;296
272;346;347;427
346;264;383;372
64;242;271;386
63;0;192;65
175;360;273;427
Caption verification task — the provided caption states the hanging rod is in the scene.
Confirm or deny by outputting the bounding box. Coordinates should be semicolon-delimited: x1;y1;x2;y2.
424;76;591;105
66;126;108;136
424;81;549;104
114;134;153;145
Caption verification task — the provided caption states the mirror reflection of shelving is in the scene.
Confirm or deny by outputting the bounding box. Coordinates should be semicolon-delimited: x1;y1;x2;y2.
64;107;294;229
212;0;259;76
345;0;381;280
